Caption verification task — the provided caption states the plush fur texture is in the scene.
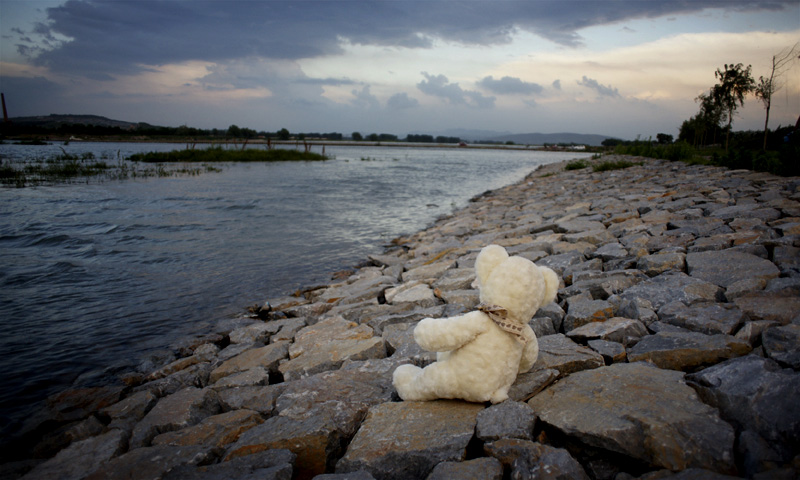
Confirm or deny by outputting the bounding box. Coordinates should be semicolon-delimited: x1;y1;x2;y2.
392;244;559;403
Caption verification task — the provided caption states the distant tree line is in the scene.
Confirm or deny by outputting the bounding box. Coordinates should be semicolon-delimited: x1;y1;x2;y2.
405;134;462;143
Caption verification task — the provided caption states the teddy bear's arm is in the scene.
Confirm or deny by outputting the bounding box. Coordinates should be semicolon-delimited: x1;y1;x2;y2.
413;311;489;352
518;326;539;373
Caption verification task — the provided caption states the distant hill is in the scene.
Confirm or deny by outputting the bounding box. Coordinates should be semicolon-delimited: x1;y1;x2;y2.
8;114;137;129
485;132;619;146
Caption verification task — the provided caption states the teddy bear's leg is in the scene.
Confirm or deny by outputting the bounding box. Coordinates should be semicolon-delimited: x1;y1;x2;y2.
392;364;442;401
489;386;510;404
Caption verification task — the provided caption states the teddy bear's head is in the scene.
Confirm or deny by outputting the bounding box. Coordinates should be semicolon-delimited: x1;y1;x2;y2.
475;244;559;323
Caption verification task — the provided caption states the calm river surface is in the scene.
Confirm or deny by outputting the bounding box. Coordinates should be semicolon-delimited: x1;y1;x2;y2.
0;142;589;437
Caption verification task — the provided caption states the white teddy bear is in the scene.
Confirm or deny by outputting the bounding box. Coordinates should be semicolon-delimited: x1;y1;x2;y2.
392;244;560;404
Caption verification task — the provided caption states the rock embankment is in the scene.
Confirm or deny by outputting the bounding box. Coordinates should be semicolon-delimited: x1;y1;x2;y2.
5;155;799;480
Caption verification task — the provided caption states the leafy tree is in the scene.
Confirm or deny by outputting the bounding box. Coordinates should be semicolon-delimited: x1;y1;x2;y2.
656;133;673;144
227;124;242;137
351;132;362;141
712;63;755;151
679;91;725;147
755;43;799;150
277;128;290;140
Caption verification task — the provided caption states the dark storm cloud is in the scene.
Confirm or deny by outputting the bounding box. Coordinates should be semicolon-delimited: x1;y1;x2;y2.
21;0;795;78
417;72;495;108
478;75;543;95
577;76;621;98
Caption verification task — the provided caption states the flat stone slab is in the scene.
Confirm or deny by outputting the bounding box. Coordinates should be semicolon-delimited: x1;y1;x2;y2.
528;362;736;474
686;250;779;288
627;331;751;371
733;293;800;325
619;272;723;310
657;301;748;335
532;334;604;377
335;400;484;480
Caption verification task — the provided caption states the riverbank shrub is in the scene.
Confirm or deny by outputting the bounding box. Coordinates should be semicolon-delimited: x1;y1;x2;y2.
592;159;643;172
564;159;589;170
128;147;328;163
613;140;695;162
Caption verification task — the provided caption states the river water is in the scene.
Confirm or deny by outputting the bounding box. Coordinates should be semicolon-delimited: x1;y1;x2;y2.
0;142;589;438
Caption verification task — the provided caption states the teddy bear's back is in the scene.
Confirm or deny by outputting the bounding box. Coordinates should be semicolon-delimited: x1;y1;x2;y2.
438;312;525;402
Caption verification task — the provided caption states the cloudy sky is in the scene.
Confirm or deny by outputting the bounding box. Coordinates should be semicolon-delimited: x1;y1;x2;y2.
1;0;798;140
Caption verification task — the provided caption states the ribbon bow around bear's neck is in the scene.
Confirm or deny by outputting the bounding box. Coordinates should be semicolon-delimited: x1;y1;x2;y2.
477;302;531;345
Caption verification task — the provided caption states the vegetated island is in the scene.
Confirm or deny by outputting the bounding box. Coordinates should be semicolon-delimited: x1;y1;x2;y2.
128;147;328;163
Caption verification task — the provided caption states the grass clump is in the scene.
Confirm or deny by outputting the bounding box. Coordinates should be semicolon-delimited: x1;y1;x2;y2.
129;147;327;163
564;159;589;170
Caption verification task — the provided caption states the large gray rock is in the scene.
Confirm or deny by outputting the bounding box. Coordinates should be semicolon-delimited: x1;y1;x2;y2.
20;430;127;480
566;269;648;299
627;331;751;371
224;415;344;479
85;445;216;480
382;322;437;366
483;438;589;480
686;250;780;288
566;317;648;347
217;384;287;415
619;272;723;310
279;317;386;380
335;400;484;480
762;324;800;369
528;362;736;474
532;334;604;377
425;457;503;480
275;360;397;438
151;409;263;449
99;390;158;432
209;342;289;383
508;368;559;402
475;401;536;442
130;387;220;448
162;449;295;480
686;355;800;462
279;336;386;381
637;252;687;277
563;297;615;331
657;301;748;335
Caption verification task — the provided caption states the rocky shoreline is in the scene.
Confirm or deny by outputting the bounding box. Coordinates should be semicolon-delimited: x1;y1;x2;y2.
3;155;799;480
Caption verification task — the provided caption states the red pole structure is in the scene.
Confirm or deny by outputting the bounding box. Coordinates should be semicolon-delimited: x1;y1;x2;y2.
1;93;8;123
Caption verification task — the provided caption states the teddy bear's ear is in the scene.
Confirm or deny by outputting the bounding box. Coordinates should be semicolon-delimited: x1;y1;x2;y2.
475;244;508;287
540;266;560;305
